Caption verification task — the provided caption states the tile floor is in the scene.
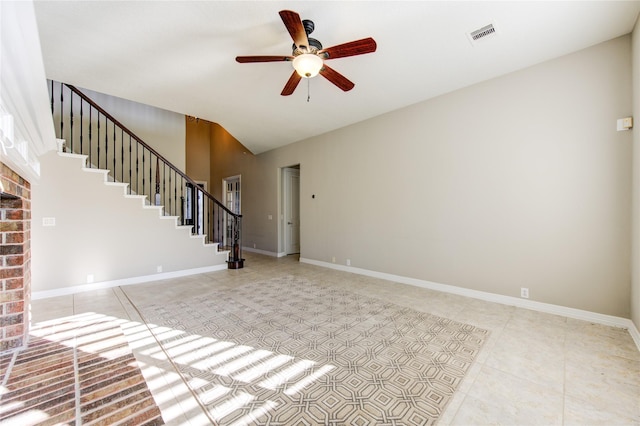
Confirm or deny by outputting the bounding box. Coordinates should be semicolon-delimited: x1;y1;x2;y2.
30;253;640;425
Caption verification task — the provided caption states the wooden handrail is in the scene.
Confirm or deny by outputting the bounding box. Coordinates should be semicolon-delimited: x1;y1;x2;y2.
64;84;241;219
53;81;244;268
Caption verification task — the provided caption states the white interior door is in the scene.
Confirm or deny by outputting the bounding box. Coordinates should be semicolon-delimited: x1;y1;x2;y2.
284;167;300;254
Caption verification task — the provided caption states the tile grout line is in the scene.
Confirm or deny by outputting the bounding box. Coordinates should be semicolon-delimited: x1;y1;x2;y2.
0;351;18;387
561;324;568;425
119;286;217;425
73;328;82;426
113;286;133;321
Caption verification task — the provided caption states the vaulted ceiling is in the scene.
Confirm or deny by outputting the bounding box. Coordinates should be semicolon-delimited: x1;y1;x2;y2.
34;1;640;154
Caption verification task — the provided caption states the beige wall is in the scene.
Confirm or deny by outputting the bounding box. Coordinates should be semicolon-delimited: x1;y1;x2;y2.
186;118;256;202
210;123;255;202
185;117;212;186
79;87;186;170
32;151;226;292
246;35;633;318
632;19;640;329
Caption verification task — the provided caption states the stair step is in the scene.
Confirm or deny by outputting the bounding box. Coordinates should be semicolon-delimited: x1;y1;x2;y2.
59;152;87;161
104;181;128;187
124;194;147;200
82;167;109;176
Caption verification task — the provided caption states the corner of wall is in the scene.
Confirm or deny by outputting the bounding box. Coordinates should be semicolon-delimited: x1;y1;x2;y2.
631;15;640;330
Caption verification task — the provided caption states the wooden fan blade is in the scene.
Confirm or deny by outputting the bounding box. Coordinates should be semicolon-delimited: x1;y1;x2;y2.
319;65;355;92
279;10;310;51
236;55;293;63
319;37;377;59
281;71;302;96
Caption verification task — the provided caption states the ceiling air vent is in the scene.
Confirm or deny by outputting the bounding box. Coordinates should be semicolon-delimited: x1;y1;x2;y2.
467;23;498;45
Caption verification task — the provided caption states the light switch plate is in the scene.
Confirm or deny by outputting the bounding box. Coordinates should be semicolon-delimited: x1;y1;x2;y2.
617;117;633;131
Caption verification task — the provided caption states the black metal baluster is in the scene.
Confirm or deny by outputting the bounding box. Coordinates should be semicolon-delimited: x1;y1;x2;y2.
88;107;92;166
206;199;211;244
235;217;243;266
96;112;101;169
169;169;173;215
113;122;116;179
79;100;83;155
104;117;109;173
191;185;200;235
150;152;153;202
180;177;184;225
134;141;138;194
50;81;54;115
121;129;124;183
154;156;159;206
217;205;221;246
161;162;166;210
129;135;132;194
142;148;145;197
69;92;73;153
59;84;64;143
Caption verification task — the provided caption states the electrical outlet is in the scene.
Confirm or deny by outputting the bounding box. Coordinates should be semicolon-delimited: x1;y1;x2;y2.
332;256;336;263
520;287;529;299
87;274;94;284
157;265;163;273
42;217;56;226
346;259;351;266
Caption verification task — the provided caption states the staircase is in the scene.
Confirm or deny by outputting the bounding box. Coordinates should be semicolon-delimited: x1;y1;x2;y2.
32;150;231;293
48;81;244;270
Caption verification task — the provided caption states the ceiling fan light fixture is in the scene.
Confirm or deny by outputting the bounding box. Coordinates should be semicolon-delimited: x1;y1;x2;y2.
292;54;323;78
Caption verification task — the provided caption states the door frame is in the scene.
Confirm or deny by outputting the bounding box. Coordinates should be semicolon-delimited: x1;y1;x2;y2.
222;175;241;214
280;165;300;256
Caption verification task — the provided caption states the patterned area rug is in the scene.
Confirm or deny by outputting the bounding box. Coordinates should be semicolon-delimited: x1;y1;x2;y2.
138;276;488;425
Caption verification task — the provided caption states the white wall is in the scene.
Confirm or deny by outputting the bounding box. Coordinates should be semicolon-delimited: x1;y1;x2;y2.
246;35;633;318
0;1;57;182
31;151;227;292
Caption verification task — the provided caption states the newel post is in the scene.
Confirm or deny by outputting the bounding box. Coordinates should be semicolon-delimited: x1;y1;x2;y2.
227;215;244;269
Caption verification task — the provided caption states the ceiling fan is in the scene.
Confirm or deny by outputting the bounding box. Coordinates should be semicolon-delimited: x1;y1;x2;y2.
235;10;377;96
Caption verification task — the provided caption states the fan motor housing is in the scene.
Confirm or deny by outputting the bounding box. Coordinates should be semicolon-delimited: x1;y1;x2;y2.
292;19;322;56
292;37;323;56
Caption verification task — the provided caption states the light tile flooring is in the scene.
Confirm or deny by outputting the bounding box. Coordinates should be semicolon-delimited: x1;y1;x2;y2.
31;253;640;425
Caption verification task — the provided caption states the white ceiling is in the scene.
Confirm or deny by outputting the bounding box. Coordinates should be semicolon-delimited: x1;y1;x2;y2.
34;1;640;154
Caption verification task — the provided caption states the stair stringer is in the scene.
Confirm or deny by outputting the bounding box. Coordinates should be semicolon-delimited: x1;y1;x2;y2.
31;151;229;294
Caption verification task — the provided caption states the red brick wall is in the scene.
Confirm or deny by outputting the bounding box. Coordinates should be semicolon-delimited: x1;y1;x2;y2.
0;162;31;354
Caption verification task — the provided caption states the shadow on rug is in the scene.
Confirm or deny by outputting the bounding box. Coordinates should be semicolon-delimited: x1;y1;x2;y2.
137;276;489;425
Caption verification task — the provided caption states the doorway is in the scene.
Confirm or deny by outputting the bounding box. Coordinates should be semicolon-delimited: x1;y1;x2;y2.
282;166;300;255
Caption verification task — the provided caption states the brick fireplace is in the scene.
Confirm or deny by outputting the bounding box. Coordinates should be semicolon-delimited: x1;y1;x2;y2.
0;162;31;353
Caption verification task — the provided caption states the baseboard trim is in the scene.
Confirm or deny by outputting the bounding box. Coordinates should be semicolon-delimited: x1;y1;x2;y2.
629;322;640;351
242;247;289;258
242;247;279;257
32;264;228;300
300;258;640;351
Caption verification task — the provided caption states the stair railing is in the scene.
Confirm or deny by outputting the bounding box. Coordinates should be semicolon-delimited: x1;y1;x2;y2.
49;81;244;269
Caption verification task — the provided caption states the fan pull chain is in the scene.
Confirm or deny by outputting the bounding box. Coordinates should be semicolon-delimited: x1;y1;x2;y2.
307;78;311;102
